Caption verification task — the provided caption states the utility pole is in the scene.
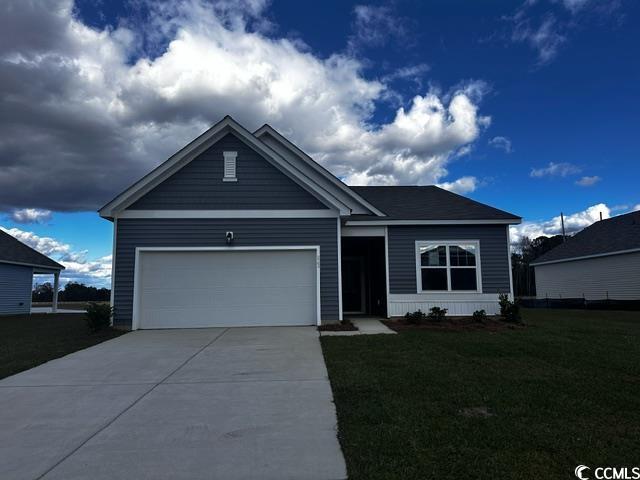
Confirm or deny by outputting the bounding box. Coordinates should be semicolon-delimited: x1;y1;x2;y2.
560;212;566;241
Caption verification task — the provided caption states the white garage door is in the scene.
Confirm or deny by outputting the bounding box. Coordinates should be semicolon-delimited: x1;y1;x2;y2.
135;249;318;329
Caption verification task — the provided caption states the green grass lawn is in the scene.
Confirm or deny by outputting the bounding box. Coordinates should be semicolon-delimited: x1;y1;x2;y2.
0;313;124;380
321;309;640;480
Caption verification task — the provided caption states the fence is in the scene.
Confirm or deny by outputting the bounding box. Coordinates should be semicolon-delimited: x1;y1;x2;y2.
518;297;640;311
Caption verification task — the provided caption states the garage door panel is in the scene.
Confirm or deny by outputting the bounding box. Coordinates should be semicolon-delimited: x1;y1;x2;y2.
140;285;316;309
137;249;317;328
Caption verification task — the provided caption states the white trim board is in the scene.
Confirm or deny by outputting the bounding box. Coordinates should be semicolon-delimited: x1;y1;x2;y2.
341;225;385;237
115;209;338;219
337;218;343;321
131;245;322;330
531;247;640;266
99;116;354;218
254;124;385;217
0;259;64;272
345;219;521;226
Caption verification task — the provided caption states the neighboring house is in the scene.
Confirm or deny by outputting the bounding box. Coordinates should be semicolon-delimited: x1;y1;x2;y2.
532;210;640;300
99;116;521;330
0;230;65;315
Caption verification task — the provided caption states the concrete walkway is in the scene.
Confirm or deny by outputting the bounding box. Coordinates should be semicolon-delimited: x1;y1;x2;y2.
0;327;346;480
320;318;396;337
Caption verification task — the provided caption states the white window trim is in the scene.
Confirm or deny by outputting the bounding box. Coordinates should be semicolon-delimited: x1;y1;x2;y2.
223;151;237;181
415;240;483;294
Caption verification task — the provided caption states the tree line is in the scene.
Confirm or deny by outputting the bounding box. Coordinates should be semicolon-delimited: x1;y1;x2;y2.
32;282;110;302
511;235;564;297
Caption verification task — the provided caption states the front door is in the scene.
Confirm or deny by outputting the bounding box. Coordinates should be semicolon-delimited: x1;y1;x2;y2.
342;256;365;314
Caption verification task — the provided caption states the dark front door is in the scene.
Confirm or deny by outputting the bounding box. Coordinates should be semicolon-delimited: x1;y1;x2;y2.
342;257;365;313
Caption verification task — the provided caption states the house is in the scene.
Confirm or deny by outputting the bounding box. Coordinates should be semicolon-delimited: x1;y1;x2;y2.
0;230;65;315
99;116;521;329
532;210;640;301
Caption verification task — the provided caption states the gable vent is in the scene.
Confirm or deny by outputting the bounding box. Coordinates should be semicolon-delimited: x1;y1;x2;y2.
223;151;237;182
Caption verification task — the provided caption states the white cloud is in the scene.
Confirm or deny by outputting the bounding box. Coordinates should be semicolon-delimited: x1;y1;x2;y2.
348;4;408;51
530;162;581;178
0;225;111;286
436;176;478;194
509;203;610;244
633;204;640;212
0;0;490;211
575;175;601;187
9;208;53;224
488;136;512;153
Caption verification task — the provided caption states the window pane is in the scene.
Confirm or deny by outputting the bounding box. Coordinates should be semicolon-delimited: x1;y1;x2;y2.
449;244;476;266
451;268;477;290
420;245;446;267
421;268;448;290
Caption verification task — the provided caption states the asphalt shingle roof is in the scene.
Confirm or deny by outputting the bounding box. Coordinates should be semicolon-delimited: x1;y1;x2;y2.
0;230;64;270
348;186;521;221
533;210;640;265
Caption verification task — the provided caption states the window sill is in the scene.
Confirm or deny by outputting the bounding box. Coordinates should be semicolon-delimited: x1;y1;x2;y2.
222;178;238;182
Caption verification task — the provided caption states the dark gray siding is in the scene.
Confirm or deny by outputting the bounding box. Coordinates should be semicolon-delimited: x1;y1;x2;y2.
113;218;339;327
388;225;511;294
129;133;327;210
0;263;32;315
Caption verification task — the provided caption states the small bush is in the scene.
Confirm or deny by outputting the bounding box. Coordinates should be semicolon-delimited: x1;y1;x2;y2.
498;293;521;323
472;309;487;323
405;310;427;325
85;302;113;333
427;306;448;322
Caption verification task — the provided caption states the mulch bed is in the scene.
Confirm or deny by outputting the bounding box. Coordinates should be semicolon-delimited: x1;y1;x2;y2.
318;320;358;332
383;316;524;332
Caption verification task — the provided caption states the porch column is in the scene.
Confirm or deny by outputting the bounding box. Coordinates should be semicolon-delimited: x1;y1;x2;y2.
52;272;59;313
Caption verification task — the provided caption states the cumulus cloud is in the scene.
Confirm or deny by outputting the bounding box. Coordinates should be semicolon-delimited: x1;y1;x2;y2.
509;203;610;244
9;208;53;224
575;175;601;187
488;136;512;153
0;225;111;286
436;176;478;194
530;162;581;178
0;0;490;212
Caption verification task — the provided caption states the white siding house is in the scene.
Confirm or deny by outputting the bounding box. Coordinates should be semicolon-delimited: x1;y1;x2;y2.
534;251;640;300
532;210;640;301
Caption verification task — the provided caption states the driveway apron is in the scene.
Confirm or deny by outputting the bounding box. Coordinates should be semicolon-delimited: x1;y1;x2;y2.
0;327;346;480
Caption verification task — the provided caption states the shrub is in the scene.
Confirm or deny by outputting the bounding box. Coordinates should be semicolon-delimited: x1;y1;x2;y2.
405;310;427;325
427;306;448;322
472;309;487;322
498;293;521;323
85;302;113;333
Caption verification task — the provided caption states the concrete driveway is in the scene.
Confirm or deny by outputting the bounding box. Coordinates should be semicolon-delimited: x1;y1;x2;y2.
0;327;347;480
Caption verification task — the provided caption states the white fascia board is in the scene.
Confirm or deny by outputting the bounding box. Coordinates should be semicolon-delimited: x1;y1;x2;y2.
345;219;521;226
254;125;386;217
115;209;338;219
99;116;350;218
1;259;64;271
531;247;640;266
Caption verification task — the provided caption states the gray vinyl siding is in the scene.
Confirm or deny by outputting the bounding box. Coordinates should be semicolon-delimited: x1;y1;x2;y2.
388;225;511;294
128;133;327;210
535;251;640;300
0;263;32;315
113;218;339;328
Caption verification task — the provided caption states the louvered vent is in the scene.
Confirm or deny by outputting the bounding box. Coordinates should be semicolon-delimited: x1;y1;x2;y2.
223;151;237;181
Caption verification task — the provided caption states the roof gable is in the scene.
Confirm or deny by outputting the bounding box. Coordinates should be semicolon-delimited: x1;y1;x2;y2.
532;210;640;265
0;230;64;270
253;125;385;216
99;116;355;218
127;133;327;211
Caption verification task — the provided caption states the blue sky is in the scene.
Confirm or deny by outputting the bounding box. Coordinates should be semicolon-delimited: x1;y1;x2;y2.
0;0;638;287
